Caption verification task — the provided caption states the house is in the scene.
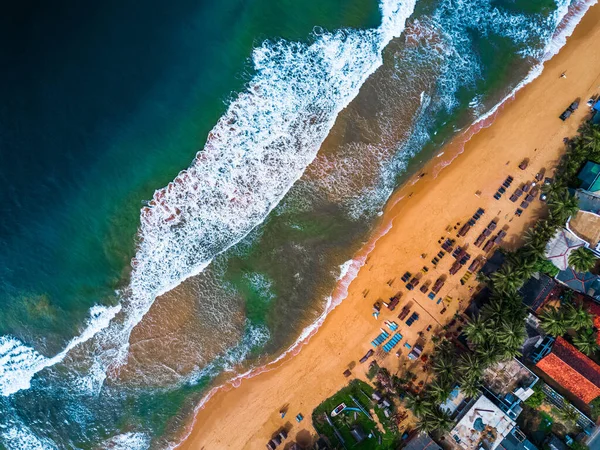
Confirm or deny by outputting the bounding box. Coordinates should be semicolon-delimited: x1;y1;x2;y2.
555;267;600;300
497;427;538;450
545;229;586;271
567;190;600;255
403;433;442;450
519;274;557;313
577;161;600;193
451;394;516;450
483;359;538;419
545;435;568;450
535;336;600;405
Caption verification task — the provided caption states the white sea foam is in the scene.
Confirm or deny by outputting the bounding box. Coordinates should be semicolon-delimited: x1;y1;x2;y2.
100;432;150;450
0;304;120;396
1;421;58;450
0;0;418;398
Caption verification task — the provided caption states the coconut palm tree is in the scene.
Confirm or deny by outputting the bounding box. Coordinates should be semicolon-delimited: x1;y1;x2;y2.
582;125;600;153
460;378;481;399
476;342;501;366
566;304;594;331
415;412;436;432
426;379;453;403
573;329;600;356
568;247;598;273
404;393;431;418
428;406;454;432
481;298;504;323
464;316;488;345
497;320;526;350
458;353;483;380
558;403;580;426
432;356;455;381
548;189;579;224
540;307;568;336
491;265;524;294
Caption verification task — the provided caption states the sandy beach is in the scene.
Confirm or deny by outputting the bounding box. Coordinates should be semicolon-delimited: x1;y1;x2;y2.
179;4;600;449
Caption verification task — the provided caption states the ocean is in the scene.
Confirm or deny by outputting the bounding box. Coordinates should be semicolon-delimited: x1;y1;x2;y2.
0;0;593;447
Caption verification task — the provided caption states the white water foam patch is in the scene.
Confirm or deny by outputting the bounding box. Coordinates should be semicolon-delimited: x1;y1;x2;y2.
0;304;120;396
1;421;58;450
101;432;150;450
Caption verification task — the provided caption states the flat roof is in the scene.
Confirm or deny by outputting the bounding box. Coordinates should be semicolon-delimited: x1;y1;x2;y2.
577;161;600;192
483;359;538;401
451;395;516;450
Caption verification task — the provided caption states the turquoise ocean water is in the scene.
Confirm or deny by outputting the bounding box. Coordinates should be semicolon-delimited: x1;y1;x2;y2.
0;0;594;447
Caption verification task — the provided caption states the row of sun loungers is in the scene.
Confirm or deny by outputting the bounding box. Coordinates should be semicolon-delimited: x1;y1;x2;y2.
384;295;401;311
494;176;513;200
457;208;485;237
385;320;398;331
382;333;403;353
266;429;288;450
371;330;390;347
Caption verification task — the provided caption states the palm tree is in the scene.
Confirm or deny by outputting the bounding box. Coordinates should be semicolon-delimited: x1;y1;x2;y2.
476;343;501;366
568;247;598;273
548;189;579;224
426;379;453;403
558;403;580;426
464;316;488;345
582;125;600;153
404;393;431;418
566;304;594;331
432;356;455;381
415;412;436;432
460;378;481;399
497;320;526;350
481;298;505;323
573;329;600;356
540;307;568;336
491;265;524;294
458;353;483;381
427;406;454;432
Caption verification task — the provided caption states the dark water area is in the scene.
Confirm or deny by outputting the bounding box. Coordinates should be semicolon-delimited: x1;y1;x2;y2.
0;0;586;447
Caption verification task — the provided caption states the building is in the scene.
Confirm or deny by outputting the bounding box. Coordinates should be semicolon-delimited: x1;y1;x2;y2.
403;433;442;450
519;274;557;313
535;336;600;405
451;395;516;450
577;161;600;193
545;229;586;271
545;435;568;450
568;190;600;255
497;427;538;450
483;359;538;419
440;386;470;419
555;267;600;300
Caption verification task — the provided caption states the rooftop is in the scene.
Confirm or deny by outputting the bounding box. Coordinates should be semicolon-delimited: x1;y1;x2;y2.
403;433;442;450
497;428;538;450
577;160;600;193
575;189;600;215
555;267;600;299
536;336;600;404
451;395;516;450
568;210;600;251
483;359;538;402
519;275;557;312
545;229;585;271
440;386;468;417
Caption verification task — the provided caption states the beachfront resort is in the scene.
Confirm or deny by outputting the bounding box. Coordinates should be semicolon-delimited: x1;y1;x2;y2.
260;99;600;449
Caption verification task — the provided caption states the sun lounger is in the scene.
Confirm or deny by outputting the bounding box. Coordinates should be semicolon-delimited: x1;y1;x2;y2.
520;201;529;209
359;349;374;363
428;292;435;300
382;333;403;352
510;194;519;202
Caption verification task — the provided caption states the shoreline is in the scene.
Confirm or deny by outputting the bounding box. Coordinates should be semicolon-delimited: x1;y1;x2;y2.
177;2;600;449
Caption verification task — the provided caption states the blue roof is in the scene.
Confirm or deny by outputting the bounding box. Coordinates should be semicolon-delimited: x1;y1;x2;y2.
555;267;600;298
578;161;600;192
594;99;600;112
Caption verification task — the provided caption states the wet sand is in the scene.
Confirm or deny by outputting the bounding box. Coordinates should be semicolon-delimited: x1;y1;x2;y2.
179;4;600;449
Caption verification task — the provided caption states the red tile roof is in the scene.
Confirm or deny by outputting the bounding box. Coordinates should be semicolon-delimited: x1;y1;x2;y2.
536;336;600;404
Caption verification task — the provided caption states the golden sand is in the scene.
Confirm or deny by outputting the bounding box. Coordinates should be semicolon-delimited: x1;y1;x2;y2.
179;5;600;449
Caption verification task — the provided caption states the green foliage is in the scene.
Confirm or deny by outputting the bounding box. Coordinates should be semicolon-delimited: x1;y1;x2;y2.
573;329;599;356
568;247;598;273
534;258;560;277
558;403;580;427
569;442;590;450
524;384;546;409
589;396;600;421
540;307;569;336
367;362;379;380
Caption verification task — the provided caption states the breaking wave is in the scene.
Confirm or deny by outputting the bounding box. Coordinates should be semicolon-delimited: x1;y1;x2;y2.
0;0;417;398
